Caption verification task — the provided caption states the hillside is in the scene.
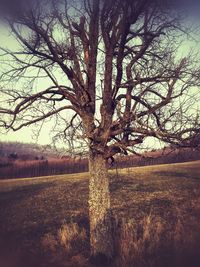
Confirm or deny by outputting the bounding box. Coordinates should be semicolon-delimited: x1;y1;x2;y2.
116;147;200;168
0;161;200;267
0;141;61;160
0;141;200;180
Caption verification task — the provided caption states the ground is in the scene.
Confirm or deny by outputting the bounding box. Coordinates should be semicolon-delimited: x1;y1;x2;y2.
0;161;200;267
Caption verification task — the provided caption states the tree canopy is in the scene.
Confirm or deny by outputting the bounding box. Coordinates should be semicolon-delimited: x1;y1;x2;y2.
0;0;199;156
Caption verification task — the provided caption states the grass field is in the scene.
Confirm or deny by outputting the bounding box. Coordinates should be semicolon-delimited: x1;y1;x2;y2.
0;161;200;267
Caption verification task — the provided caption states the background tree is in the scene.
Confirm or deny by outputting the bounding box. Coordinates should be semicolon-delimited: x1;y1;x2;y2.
0;0;200;262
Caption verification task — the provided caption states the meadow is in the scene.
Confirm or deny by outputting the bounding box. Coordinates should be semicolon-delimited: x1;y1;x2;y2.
0;160;200;267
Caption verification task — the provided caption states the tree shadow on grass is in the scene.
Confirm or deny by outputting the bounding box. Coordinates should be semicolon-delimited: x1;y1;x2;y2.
0;181;55;204
153;171;200;180
110;179;163;193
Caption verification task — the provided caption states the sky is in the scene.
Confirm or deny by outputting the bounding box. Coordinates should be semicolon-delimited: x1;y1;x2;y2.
0;121;54;145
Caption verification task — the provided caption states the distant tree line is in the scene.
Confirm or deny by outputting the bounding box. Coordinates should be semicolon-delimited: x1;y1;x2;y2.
0;148;199;179
0;158;88;179
115;148;200;169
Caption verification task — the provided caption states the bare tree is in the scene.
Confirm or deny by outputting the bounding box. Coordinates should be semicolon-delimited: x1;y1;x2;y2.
0;0;200;262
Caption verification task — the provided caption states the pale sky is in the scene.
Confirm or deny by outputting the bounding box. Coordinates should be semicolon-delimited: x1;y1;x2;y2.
0;121;53;145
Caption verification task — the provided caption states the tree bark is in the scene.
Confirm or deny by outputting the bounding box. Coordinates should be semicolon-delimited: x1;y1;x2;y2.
88;151;114;263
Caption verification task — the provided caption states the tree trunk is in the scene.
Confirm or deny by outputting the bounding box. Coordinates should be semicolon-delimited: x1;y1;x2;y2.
88;152;114;263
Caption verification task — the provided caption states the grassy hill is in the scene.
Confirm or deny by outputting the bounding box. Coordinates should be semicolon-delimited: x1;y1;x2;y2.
0;161;200;267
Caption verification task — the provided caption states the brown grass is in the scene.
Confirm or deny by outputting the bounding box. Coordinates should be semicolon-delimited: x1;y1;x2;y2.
0;160;200;267
41;223;89;267
112;210;200;267
58;223;87;252
39;208;200;267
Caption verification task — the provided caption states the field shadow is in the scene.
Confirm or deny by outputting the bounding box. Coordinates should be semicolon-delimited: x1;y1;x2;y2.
153;171;200;180
110;179;162;193
0;182;55;205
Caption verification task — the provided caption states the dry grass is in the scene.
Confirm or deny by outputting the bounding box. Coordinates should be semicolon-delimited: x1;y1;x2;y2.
115;214;163;266
112;210;200;267
58;223;87;252
39;208;200;267
41;223;89;267
0;160;200;267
